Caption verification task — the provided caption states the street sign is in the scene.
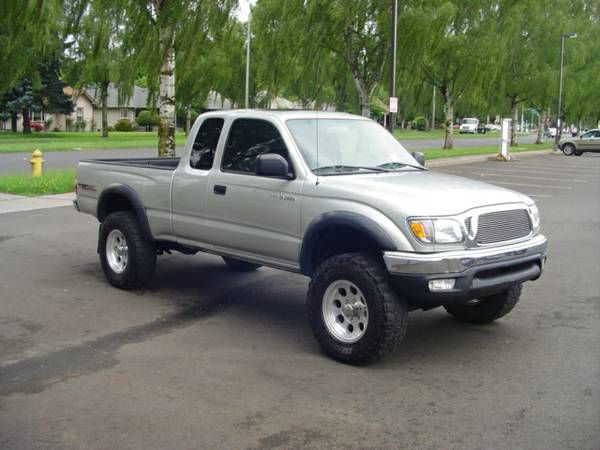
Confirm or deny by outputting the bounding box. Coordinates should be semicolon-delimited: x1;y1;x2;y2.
389;97;398;113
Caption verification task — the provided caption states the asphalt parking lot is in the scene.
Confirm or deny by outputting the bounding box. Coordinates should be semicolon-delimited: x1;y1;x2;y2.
0;153;598;449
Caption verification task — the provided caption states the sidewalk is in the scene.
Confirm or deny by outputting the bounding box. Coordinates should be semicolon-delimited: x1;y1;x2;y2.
0;192;75;215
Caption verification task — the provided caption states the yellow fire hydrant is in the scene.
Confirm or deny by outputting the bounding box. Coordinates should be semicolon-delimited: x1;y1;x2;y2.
30;149;44;177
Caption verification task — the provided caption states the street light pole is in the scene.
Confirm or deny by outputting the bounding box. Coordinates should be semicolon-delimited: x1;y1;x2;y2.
387;0;397;132
245;11;251;109
555;32;577;149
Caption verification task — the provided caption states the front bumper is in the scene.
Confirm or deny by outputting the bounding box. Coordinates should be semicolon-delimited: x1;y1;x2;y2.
383;234;547;307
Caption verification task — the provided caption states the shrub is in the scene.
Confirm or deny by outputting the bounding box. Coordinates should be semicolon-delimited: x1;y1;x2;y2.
412;116;428;131
114;119;135;132
136;110;158;131
75;120;86;131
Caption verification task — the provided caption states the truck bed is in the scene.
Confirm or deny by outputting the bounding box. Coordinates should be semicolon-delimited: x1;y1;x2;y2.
79;157;181;170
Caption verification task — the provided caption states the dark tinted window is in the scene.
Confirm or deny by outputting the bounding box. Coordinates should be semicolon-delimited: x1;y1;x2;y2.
221;119;290;174
190;118;224;170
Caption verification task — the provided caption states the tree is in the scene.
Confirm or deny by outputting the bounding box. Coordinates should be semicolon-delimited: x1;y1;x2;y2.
413;1;501;149
66;0;126;137
117;0;235;157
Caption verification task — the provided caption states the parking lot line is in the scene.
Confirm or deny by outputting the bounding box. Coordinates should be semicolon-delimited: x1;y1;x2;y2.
505;163;600;172
525;194;553;198
457;166;598;177
466;173;588;183
489;181;572;189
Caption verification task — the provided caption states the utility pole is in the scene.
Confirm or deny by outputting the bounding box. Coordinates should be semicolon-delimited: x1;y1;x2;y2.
555;32;577;149
245;10;251;109
431;85;436;131
387;0;397;132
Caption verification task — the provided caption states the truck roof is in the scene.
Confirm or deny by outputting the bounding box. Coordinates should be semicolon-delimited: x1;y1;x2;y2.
200;109;367;121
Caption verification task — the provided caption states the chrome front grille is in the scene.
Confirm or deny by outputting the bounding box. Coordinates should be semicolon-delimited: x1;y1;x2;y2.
468;209;532;245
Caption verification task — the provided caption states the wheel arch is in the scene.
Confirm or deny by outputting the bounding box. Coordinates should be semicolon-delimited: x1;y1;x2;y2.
299;212;396;276
97;184;153;242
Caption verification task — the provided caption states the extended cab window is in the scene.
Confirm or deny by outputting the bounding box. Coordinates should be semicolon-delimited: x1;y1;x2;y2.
190;118;224;170
221;119;291;174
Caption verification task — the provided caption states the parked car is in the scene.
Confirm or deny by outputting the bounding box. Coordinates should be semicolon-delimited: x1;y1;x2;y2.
459;118;479;134
74;111;548;365
485;123;501;132
559;128;600;156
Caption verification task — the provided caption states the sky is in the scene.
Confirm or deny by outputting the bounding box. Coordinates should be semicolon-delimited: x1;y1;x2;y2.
237;0;257;22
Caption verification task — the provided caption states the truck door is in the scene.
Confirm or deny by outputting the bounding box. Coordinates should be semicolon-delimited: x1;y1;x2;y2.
205;117;303;267
171;117;225;243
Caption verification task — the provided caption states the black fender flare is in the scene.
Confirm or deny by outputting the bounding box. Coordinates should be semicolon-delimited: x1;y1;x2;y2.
97;184;153;242
299;211;396;276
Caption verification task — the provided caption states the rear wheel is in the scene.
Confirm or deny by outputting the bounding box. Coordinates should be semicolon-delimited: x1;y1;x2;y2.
307;253;408;365
99;211;156;289
562;143;576;156
222;256;261;272
444;283;522;324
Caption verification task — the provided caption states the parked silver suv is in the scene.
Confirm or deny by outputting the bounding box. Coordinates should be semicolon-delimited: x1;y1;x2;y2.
74;111;548;364
560;129;600;155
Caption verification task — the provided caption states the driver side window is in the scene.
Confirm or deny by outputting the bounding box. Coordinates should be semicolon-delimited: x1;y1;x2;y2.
221;118;292;174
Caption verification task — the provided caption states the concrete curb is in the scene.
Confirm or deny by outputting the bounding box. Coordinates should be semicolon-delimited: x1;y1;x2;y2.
0;192;75;215
426;149;553;168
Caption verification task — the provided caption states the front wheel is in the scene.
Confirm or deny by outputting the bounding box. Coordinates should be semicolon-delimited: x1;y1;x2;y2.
562;143;576;156
99;211;156;289
574;150;583;156
444;283;522;324
306;253;408;365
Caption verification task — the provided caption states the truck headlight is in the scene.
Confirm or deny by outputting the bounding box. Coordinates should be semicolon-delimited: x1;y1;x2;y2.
408;218;464;244
529;204;540;232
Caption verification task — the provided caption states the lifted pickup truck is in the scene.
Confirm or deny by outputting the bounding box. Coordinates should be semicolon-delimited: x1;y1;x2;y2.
74;110;547;365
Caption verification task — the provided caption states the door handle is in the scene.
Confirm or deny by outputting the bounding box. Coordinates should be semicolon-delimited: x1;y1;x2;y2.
213;185;227;195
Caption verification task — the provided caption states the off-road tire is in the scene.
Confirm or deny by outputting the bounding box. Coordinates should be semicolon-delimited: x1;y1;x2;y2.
444;283;522;324
562;143;576;156
99;211;156;289
222;256;261;271
307;253;408;365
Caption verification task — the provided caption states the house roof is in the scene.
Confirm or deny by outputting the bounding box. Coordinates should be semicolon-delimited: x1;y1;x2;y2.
82;84;153;109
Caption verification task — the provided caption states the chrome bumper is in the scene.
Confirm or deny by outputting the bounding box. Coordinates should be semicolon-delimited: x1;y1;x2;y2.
383;234;547;275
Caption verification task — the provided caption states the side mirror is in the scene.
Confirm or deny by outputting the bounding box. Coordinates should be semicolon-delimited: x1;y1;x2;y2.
412;151;425;167
256;153;293;179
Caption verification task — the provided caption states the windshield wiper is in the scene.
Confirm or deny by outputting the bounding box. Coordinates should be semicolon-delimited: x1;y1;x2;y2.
377;162;427;171
313;165;390;175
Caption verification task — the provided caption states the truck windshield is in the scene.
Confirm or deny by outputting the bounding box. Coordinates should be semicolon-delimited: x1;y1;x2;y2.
462;119;478;124
286;119;419;175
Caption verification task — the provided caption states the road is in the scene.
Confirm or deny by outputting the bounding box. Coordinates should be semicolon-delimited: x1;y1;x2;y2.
0;153;598;449
0;134;541;174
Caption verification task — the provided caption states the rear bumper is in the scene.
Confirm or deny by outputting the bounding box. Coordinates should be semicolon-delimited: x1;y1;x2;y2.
383;234;547;307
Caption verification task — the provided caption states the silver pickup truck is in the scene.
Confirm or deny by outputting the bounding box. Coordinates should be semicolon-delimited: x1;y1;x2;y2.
74;110;547;365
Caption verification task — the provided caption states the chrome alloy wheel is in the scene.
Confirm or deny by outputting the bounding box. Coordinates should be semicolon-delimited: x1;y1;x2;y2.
106;229;129;274
322;280;369;343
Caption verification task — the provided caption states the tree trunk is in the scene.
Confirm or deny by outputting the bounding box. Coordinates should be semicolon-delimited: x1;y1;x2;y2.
443;88;453;149
510;96;518;146
185;106;191;137
11;112;17;132
22;108;31;134
535;110;544;144
158;26;176;158
100;82;109;138
351;75;370;117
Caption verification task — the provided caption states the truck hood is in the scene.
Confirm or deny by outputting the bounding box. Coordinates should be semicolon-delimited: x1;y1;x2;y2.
316;169;532;217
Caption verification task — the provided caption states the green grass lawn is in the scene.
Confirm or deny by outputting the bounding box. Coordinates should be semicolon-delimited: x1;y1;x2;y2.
0;131;186;153
0;170;75;196
420;143;550;160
